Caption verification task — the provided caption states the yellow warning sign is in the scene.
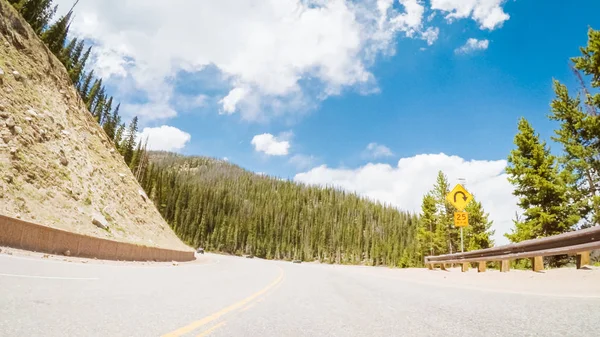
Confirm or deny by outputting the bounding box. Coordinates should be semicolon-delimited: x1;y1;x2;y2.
446;184;473;211
454;212;469;227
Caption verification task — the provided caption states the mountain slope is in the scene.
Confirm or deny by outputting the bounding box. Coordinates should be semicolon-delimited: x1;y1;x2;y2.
141;152;420;267
0;1;189;251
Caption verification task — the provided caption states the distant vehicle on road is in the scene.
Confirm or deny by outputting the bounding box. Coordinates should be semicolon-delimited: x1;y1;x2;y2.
196;248;204;254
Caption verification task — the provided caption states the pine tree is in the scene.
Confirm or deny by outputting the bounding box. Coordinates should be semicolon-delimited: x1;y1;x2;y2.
463;199;494;250
92;87;106;121
69;43;88;84
548;28;600;226
104;103;121;141
15;0;57;34
85;79;102;109
60;37;77;69
573;28;600;88
418;172;494;257
121;116;139;166
130;139;143;171
114;122;125;145
78;69;94;96
69;39;84;65
41;9;72;56
505;118;579;242
431;171;457;254
100;96;113;127
416;193;439;260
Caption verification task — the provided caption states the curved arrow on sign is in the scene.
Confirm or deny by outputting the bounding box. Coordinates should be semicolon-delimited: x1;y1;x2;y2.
453;191;468;202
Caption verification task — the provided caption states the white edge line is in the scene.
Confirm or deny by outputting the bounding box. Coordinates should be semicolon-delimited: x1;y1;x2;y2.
0;273;98;280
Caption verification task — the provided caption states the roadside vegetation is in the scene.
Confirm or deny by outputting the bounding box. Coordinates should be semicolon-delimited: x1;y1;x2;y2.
504;28;600;266
415;171;494;262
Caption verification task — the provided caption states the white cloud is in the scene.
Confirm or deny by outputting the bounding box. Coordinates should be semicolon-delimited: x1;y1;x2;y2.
421;27;440;46
294;153;519;245
54;0;444;121
455;38;489;54
136;125;191;152
122;101;178;121
427;12;437;22
430;0;510;30
219;87;248;115
365;142;394;158
251;133;291;156
289;154;317;170
174;94;208;111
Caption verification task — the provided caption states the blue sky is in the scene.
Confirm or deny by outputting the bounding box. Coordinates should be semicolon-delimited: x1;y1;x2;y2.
57;0;600;244
152;0;600;175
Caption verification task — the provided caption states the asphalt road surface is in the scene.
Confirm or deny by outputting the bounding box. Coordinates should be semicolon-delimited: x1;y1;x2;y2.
1;251;599;337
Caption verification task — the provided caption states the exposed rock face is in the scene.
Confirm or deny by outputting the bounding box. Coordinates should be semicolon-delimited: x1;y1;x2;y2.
0;1;190;252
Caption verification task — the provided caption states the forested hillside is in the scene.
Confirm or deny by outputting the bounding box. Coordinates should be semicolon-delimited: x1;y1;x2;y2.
140;152;421;267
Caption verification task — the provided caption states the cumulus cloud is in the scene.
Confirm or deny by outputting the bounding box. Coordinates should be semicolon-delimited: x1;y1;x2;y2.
136;125;191;152
364;142;394;158
53;0;476;121
455;38;490;54
294;153;519;245
430;0;510;30
251;133;291;156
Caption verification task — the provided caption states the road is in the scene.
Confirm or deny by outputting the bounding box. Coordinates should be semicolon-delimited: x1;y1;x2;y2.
1;251;599;337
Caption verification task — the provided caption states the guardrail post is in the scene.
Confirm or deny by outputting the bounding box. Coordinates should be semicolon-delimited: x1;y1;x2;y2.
500;260;510;272
461;262;469;272
477;261;486;272
427;263;433;270
440;263;446;271
576;251;590;269
531;256;544;272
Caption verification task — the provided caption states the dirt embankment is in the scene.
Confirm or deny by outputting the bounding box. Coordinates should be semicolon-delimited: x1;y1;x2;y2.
0;1;190;252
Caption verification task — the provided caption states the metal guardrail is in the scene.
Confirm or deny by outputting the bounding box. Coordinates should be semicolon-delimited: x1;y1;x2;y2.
424;225;600;272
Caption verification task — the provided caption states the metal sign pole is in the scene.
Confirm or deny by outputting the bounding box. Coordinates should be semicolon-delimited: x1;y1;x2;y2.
460;227;464;253
458;178;466;253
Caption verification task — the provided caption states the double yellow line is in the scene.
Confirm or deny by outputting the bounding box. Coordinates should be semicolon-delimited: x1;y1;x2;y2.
162;266;284;337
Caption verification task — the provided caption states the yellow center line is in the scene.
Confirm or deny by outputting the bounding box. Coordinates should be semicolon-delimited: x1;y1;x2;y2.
239;303;256;312
161;266;284;337
195;322;226;337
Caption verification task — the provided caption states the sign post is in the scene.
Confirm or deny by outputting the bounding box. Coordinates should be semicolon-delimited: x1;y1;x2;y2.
446;183;473;253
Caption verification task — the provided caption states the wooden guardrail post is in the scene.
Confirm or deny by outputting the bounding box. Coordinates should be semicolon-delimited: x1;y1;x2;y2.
576;251;590;269
532;256;544;272
500;260;510;272
427;263;433;270
424;226;600;273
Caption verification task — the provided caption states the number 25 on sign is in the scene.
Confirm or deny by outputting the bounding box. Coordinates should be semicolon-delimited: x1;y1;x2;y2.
454;212;468;227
